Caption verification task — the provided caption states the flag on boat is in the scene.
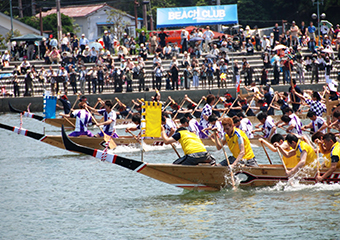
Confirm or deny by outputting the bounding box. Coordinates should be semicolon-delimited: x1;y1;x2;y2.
43;95;57;119
141;101;162;137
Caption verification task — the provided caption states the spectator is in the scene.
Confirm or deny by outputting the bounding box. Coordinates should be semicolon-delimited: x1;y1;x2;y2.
245;39;254;55
103;30;111;52
290;21;299;44
2;50;10;67
125;67;133;92
325;56;332;85
153;54;162;67
79;34;89;52
97;65;104;93
169;59;179;90
322;35;332;48
206;63;214;88
47;65;57;95
68;65;78;94
79;65;87;94
139;30;147;46
172;42;180;58
24;67;34;96
139;43;148;61
192;62;200;89
49;47;61;64
12;74;20;97
89;47;98;63
158;28;168;48
182;51;191;67
273;23;280;42
203;26;214;53
320;22;329;37
163;42;172;59
149;32;158;55
87;66;98;94
129;37;137;55
20;57;31;74
154;62;164;90
307;22;316;40
180;28;189;53
261;35;270;50
82;46;90;63
61;33;69;52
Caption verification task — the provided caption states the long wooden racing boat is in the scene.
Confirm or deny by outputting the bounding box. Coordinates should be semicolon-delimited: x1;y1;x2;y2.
114;137;263;147
61;126;340;191
0;123;109;151
9;103;132;128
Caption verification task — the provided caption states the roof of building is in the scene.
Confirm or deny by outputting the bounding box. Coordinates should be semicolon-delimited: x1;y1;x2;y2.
38;3;135;19
0;11;40;35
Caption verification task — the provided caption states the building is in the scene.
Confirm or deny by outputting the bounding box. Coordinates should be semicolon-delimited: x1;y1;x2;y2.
0;12;40;37
39;3;142;41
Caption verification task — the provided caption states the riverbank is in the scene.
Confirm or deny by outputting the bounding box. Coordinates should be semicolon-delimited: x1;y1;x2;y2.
0;83;326;113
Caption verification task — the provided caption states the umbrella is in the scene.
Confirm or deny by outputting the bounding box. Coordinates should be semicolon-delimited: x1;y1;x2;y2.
321;20;333;28
189;37;204;42
10;34;43;42
322;48;334;54
205;54;218;59
89;42;103;51
273;44;287;51
219;47;229;53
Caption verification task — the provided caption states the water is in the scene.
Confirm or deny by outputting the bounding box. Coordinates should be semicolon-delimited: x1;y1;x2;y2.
0;113;340;239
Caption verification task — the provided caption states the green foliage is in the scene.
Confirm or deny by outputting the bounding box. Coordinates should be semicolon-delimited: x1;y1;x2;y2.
0;30;21;49
20;13;75;37
106;8;129;40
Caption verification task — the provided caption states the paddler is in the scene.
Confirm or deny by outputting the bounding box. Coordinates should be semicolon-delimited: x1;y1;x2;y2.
86;100;118;138
274;133;317;177
315;133;340;182
59;102;94;137
161;117;216;165
214;117;258;168
259;134;299;168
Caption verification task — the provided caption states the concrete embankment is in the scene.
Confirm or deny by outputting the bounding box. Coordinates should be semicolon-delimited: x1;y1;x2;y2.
0;83;325;113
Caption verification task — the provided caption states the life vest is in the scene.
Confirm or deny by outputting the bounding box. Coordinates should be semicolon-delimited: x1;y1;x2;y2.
282;140;299;168
295;140;316;166
325;142;340;168
177;130;206;155
224;128;255;160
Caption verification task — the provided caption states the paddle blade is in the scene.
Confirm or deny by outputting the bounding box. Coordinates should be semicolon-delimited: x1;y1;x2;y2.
103;134;117;149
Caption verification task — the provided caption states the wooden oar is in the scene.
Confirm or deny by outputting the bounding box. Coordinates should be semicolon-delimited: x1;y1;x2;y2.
71;94;80;110
261;141;273;164
212;97;221;108
85;106;117;149
126;129;146;152
171;144;181;158
115;97;126;108
276;147;288;173
191;96;205;116
62;116;75;128
221;95;238;118
162;98;173;111
267;93;277;112
214;132;236;189
173;97;187;120
245;97;255;115
124;103;136;119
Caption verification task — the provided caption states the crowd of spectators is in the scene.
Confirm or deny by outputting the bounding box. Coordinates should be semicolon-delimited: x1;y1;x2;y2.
1;21;340;97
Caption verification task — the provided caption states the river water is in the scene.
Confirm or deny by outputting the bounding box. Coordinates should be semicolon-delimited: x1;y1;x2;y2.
0;113;339;239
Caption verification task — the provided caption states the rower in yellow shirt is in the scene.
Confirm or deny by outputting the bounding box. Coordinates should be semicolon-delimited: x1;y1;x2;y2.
315;133;340;182
274;134;316;177
214;117;258;168
161;117;216;165
259;133;299;168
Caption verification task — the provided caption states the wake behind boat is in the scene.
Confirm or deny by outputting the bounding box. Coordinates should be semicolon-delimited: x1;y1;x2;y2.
61;126;340;191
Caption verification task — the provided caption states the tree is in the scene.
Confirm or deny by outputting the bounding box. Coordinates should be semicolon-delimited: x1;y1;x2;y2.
20;13;76;37
0;30;21;49
106;8;130;40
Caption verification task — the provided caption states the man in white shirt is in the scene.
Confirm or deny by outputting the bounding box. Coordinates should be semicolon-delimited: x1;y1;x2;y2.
203;26;214;53
79;34;89;52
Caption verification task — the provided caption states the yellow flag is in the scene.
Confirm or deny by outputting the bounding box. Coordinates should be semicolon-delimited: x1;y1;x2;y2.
141;101;162;137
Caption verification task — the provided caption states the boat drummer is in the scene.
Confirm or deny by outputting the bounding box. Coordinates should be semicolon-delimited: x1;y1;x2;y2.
161;117;216;166
214;117;258;168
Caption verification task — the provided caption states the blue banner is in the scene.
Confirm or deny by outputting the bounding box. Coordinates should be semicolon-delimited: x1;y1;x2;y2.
157;4;238;28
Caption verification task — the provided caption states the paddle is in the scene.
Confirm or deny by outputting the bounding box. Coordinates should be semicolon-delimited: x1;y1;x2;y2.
221;95;239;118
173;96;187;120
214;130;236;189
191;96;205;116
70;94;81;110
62;116;75;128
276;147;288;173
261;141;273;164
171;144;181;158
162;97;173;112
85;106;117;149
245;96;255;115
126;129;146;152
125;102;136;119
